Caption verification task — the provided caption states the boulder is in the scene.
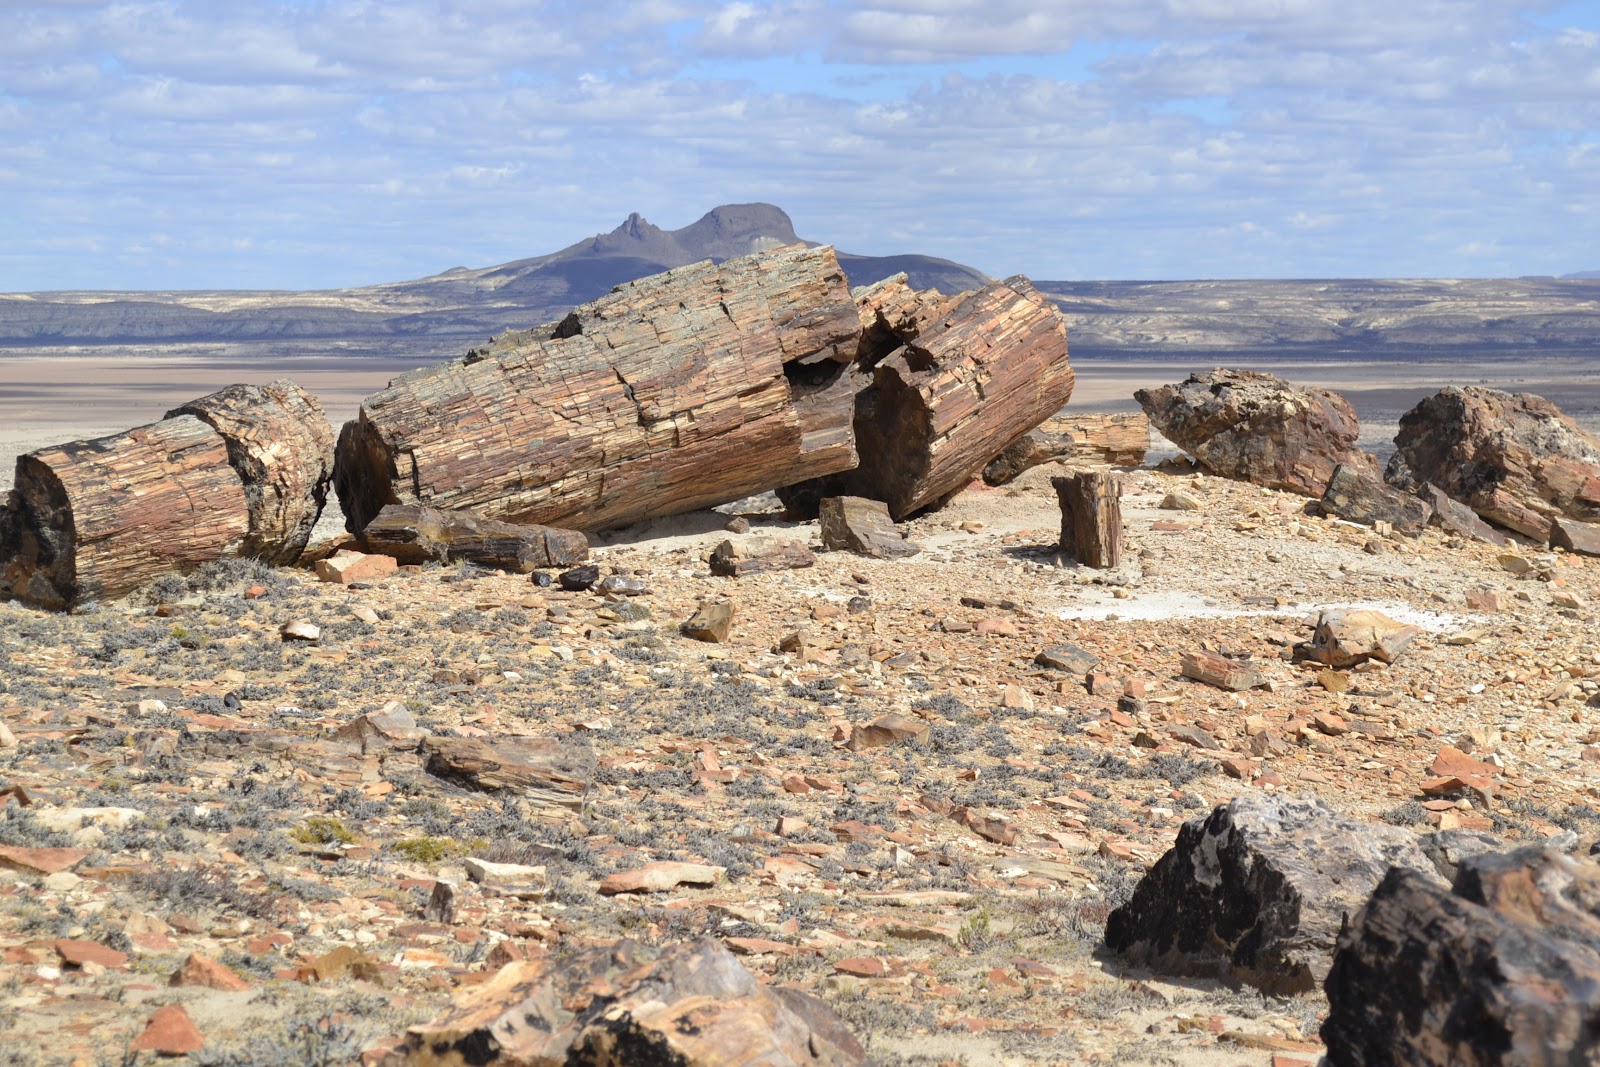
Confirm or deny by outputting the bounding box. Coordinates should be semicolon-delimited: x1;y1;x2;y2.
818;496;919;558
1134;369;1361;496
1320;458;1430;533
1322;846;1600;1066
1389;386;1600;542
384;938;864;1067
1423;482;1508;545
359;504;589;571
1103;793;1441;994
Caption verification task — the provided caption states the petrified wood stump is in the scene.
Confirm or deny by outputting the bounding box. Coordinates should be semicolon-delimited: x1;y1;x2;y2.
781;274;1073;519
1053;469;1122;568
334;244;862;535
0;417;249;609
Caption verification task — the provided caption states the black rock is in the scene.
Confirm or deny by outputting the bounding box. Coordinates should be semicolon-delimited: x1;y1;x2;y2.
559;565;601;592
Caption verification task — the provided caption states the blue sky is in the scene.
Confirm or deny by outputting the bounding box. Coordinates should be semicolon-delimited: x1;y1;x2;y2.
2;0;1598;290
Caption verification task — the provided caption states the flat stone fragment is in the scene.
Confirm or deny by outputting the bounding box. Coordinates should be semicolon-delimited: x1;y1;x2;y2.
1105;793;1442;995
359;503;589;571
1424;483;1507;545
1035;643;1099;674
818;496;920;559
0;846;90;875
847;713;930;751
171;953;251;991
314;548;397;585
681;601;734;642
598;861;727;895
1320;459;1430;533
1304;608;1420;667
129;1004;206;1056
464;858;549;899
55;938;130;969
1551;515;1600;556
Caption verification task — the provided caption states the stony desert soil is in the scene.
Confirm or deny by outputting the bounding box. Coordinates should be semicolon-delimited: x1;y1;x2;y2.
3;449;1598;1065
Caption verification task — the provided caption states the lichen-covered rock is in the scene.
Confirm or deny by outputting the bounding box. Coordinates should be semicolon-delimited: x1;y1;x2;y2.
1389;386;1600;542
1135;369;1360;496
385;938;864;1067
1323;846;1600;1066
1103;793;1440;994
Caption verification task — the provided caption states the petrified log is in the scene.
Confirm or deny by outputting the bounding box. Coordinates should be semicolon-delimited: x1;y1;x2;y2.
0;417;248;609
1104;793;1443;995
1390;386;1600;542
1322;847;1600;1066
1319;457;1430;534
983;413;1150;485
1053;469;1122;568
422;735;591;810
1179;650;1265;691
334;244;862;535
387;938;865;1067
1136;369;1361;496
780;273;1073;519
166;379;335;564
359;504;588;571
707;537;815;576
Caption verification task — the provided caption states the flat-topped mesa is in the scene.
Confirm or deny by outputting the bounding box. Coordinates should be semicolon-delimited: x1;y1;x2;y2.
333;244;862;535
0;378;334;609
779;273;1074;520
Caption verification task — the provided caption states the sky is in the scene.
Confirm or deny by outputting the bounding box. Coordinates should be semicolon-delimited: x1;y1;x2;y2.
3;0;1599;290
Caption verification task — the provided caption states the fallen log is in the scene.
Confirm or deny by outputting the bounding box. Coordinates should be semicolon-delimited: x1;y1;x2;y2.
1053;469;1122;568
780;273;1073;518
0;379;335;609
359;504;588;571
333;244;862;534
167;379;335;564
983;413;1150;485
0;417;249;609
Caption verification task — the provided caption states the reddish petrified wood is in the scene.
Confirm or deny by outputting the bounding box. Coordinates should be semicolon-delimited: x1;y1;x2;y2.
333;244;861;534
168;378;335;564
781;273;1074;519
0;417;248;609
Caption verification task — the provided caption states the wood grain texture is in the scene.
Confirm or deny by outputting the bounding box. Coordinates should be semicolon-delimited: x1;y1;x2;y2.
1;416;247;608
1053;469;1123;569
983;413;1150;485
781;273;1073;519
334;244;861;534
168;378;335;564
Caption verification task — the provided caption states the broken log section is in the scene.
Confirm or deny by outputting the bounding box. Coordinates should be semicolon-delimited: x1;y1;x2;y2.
1180;651;1265;691
359;504;589;572
780;273;1074;519
1053;470;1122;569
333;244;863;535
0;378;334;609
983;414;1150;485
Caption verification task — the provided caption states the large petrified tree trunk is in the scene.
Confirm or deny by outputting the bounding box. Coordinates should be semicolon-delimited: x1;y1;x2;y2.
333;244;862;535
780;273;1073;519
0;417;249;609
0;379;334;609
167;379;335;564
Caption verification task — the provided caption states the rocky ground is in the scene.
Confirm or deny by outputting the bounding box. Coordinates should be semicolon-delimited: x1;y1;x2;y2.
3;456;1598;1066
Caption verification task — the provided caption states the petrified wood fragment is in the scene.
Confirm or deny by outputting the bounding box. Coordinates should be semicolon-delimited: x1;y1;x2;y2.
167;379;335;564
334;244;861;535
359;504;588;571
1319;457;1430;534
1390;386;1600;542
0;417;248;609
983;413;1150;485
422;735;591;811
781;273;1073;519
1136;369;1360;496
1053;469;1122;568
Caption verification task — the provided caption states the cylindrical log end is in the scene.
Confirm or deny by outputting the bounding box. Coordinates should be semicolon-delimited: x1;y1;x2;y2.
333;414;405;536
